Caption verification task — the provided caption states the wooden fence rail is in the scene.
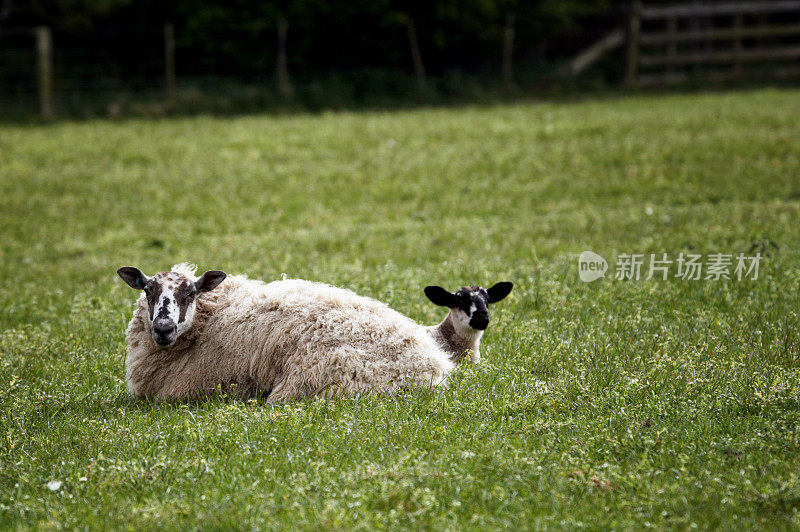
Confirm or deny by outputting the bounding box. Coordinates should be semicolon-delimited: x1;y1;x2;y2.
640;23;800;44
627;0;800;86
640;44;800;66
641;0;800;18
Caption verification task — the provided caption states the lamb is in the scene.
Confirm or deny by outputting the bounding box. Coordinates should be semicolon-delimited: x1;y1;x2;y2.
424;282;513;364
117;263;453;402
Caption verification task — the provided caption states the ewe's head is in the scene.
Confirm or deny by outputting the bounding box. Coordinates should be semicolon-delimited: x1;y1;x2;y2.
424;282;513;332
117;265;226;348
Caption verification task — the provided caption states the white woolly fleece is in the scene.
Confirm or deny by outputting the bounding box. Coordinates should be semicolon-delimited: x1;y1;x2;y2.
124;267;454;402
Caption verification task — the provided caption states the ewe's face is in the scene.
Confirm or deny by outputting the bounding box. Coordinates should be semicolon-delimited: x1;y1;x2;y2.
141;272;199;347
424;281;513;332
117;267;226;348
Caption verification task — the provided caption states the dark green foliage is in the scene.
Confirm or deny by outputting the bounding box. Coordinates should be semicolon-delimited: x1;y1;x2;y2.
1;0;618;117
5;0;612;76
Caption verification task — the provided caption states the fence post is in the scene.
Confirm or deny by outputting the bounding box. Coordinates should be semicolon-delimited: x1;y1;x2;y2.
502;13;515;91
277;18;292;97
405;15;426;88
36;25;54;119
625;0;642;86
164;23;177;104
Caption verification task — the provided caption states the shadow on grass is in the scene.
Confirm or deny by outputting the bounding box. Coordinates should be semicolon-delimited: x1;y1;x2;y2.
21;382;451;421
2;76;798;127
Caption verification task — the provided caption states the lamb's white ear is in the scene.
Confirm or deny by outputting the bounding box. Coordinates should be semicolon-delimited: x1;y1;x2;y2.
117;267;149;290
195;270;227;293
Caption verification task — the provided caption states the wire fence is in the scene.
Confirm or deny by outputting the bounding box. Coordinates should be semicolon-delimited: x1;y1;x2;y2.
1;26;171;118
0;8;651;119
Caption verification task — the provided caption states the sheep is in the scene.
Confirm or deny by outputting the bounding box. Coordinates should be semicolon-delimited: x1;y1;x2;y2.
116;263;453;402
424;282;513;364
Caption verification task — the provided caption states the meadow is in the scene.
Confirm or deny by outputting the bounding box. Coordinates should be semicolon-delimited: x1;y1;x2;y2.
1;89;799;529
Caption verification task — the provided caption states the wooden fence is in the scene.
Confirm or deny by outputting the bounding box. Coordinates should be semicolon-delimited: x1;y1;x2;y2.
10;4;800;117
626;0;800;85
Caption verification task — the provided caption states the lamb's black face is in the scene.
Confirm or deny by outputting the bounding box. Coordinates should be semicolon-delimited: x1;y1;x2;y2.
424;281;513;332
454;287;491;330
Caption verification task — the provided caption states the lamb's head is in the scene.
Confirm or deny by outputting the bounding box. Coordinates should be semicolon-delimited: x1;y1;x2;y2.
117;265;227;348
424;282;513;332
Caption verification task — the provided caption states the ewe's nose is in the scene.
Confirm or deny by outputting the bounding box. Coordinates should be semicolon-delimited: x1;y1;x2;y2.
153;321;177;344
153;321;176;335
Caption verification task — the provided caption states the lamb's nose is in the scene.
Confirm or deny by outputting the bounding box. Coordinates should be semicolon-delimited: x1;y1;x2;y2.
470;313;489;330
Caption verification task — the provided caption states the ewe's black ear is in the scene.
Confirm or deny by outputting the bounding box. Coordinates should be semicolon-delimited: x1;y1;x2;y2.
424;285;457;308
117;267;149;290
195;270;227;293
487;281;513;303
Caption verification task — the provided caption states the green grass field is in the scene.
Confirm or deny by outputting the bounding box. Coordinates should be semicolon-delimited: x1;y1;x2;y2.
1;89;799;530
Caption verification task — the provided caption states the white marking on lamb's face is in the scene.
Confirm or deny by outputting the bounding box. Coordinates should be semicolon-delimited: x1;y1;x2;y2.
451;308;476;333
450;304;478;332
450;287;490;333
143;272;198;348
